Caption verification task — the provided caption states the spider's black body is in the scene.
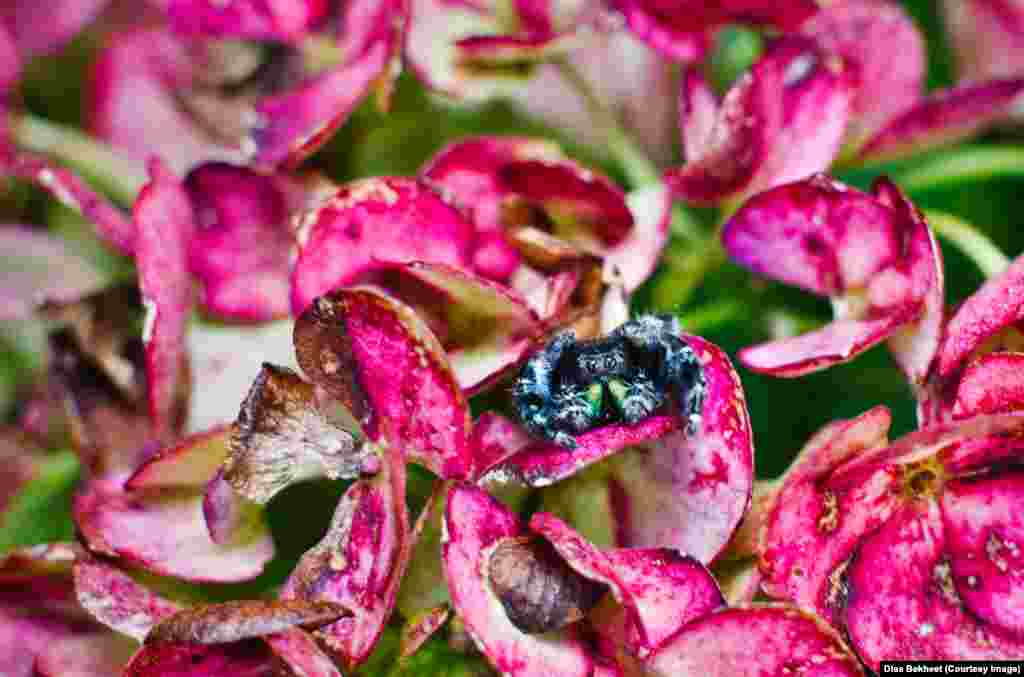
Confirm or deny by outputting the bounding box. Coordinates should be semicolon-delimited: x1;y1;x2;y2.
514;315;706;448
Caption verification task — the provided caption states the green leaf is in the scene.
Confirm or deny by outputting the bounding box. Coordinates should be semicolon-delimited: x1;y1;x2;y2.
0;450;80;553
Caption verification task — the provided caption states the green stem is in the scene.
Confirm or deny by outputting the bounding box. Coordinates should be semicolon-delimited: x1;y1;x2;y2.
923;209;1011;278
554;58;702;243
896;146;1024;193
11;113;146;206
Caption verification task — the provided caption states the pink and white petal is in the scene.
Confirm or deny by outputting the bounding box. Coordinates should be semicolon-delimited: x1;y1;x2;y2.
859;78;1024;163
290;177;475;315
609;335;754;564
123;640;277;677
942;473;1024;637
938;253;1024;376
722;175;901;296
530;512;724;657
800;0;925;144
88;28;240;175
874;177;944;386
166;0;328;42
265;628;343;677
0;225;105;320
298;287;474;479
942;0;1024;81
133;158;194;436
2;154;135;254
441;484;593;677
74;475;274;583
604;184;671;294
499;158;634;252
470;412;535;478
72;556;182;641
334;0;407;63
610;0;709;62
737;315;907;377
678;69;718;162
282;446;409;671
33;633;137;677
758;407;899;621
249;42;389;169
185;162;293;322
0;0;109;57
455;32;582;70
842;500;1024;669
953;352;1024;418
647;605;864;677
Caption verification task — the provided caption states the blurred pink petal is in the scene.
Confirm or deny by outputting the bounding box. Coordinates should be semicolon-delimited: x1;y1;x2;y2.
133;158;194;436
166;0;329;42
679;69;718;161
942;0;1024;81
1;0;109;58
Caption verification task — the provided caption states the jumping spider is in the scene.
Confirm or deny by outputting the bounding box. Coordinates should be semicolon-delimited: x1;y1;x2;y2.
514;315;706;448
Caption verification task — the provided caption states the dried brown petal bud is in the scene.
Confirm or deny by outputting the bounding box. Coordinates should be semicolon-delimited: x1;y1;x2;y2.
146;599;350;645
486;537;606;634
225;363;368;503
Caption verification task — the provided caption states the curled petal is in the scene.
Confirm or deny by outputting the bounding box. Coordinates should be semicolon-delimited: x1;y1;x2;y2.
679;69;719;162
441;484;593;677
0;0;108;57
954;352;1024;418
471;412;535;478
667;38;852;205
860;78;1024;163
800;0;925;144
609;335;754;563
166;0;328;41
294;288;473;479
127;426;231;491
0;225;104;320
73;556;182;641
146;600;349;645
290;177;475;315
942;0;1024;81
647;605;864;676
134;158;194;436
264;628;343;677
249;43;389;169
530;512;723;657
74;474;274;583
938;253;1024;376
34;633;137;677
2;154;135;254
224;363;365;504
605;184;671;293
185;163;293;322
282;446;409;670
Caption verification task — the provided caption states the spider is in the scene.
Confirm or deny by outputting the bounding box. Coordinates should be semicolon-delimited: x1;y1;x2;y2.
514;315;706;448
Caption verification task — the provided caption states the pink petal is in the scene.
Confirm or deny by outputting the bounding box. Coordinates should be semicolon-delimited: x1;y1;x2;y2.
441;484;593;677
0;225;105;320
843;500;1024;669
2;154;135;254
249;42;389;169
0;429;41;513
938;253;1024;376
126;426;232;491
609;335;754;564
759;407;899;623
123;640;277;677
289;177;475;315
860;78;1024;162
0;0;108;57
74;474;274;583
88;28;241;175
678;69;719;162
184;162;293;322
34;633;137;677
334;0;408;64
667;38;852;205
800;0;925;144
294;287;474;479
470;412;535;479
265;628;343;677
72;555;182;641
954;352;1024;418
647;606;864;676
530;512;724;657
203;469;268;546
166;0;328;41
133;158;194;436
282;446;409;671
942;0;1024;81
